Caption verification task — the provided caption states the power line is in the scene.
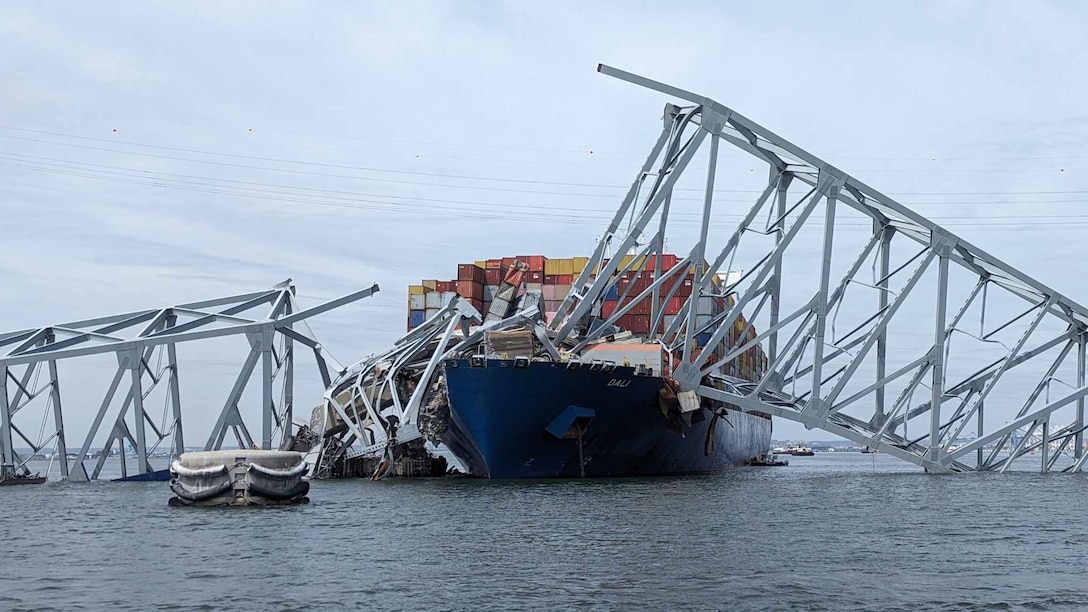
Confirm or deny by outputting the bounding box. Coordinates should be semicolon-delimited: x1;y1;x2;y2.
6;155;1088;233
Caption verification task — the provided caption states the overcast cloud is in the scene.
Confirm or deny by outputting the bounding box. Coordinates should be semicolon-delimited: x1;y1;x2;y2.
3;1;1088;445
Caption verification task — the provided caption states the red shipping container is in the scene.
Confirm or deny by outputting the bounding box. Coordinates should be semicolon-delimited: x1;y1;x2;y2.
602;300;617;319
557;274;572;285
469;296;484;312
485;268;502;285
456;280;483;299
544;275;558;285
486;259;502;269
517;255;546;272
616;314;632;331
628;315;651;334
435;281;447;292
678;277;694;297
632;278;649;293
501;257;516;270
666;296;682;315
528;271;544;283
457;263;480;282
628;297;651;316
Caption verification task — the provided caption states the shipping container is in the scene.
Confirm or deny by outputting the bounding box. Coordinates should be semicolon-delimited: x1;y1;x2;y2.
627;315;651;334
572;256;590;273
484;285;499;301
474;260;487;269
457;263;482;282
441;291;458;306
602;300;617;319
695;332;711;348
484;268;502;285
542;285;556;301
526;282;543;293
501;257;516;270
425;292;443;309
422;279;438;291
665;296;682;315
408;284;425;296
554;285;570;300
409;294;426;310
518;255;546;272
604;285;618;301
409;310;426;328
626;296;651;316
557;259;574;275
455;280;484;300
528;271;544;283
557;274;572;285
697;296;716;316
425;307;440;320
486;258;502;270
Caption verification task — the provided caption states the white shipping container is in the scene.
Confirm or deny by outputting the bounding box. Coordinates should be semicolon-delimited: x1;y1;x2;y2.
425;292;443;308
697;296;716;316
664;315;678;330
555;285;570;300
542;285;556;301
696;314;713;328
425;308;440;319
409;294;426;310
484;285;499;301
442;291;458;306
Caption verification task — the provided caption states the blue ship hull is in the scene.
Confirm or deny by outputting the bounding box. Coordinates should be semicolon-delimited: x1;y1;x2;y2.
442;358;771;478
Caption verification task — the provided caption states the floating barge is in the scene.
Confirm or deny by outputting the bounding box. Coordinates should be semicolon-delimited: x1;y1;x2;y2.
169;450;309;506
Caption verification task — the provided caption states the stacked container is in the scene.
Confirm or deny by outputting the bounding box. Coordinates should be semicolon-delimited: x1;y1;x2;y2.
405;252;769;383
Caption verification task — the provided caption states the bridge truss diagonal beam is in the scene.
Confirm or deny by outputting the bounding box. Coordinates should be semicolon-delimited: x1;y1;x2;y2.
542;64;1088;473
0;280;379;481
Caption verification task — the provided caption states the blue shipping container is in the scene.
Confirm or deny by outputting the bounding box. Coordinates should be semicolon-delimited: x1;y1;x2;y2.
695;332;711;348
605;286;618;301
409;309;426;327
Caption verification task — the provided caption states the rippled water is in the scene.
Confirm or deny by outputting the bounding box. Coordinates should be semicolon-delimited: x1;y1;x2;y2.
2;453;1086;611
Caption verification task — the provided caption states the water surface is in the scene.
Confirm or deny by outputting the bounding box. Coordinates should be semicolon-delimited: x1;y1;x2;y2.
2;453;1084;611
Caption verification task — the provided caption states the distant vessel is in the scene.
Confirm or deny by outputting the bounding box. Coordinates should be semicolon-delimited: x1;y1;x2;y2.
772;443;814;457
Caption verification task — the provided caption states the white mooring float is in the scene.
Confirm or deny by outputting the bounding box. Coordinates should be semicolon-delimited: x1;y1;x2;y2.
168;450;310;507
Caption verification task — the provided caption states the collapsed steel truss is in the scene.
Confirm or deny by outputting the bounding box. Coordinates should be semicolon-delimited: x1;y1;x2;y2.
314;294;553;477
0;281;377;481
544;65;1088;473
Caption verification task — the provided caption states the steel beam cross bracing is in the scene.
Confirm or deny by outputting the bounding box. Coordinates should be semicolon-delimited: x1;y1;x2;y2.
543;64;1088;473
0;281;378;481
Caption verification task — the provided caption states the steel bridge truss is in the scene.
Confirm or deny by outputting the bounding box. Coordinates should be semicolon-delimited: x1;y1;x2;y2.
547;65;1088;473
0;280;378;481
315;295;550;477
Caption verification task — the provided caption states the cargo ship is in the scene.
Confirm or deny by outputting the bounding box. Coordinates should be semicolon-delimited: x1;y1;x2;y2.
398;254;773;478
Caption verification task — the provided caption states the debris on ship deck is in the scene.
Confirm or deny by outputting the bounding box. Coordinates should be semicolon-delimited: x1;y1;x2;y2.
168;450;309;506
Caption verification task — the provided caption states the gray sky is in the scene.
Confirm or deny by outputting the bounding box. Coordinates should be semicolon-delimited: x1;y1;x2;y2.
3;1;1088;446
